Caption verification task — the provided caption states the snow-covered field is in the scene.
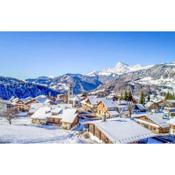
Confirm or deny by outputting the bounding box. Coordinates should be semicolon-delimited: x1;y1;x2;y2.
0;117;93;144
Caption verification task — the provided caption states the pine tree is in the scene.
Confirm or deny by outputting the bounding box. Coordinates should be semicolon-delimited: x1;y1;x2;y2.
165;92;170;100
147;93;151;102
124;90;128;101
165;91;175;100
120;92;123;100
128;90;133;101
140;91;145;104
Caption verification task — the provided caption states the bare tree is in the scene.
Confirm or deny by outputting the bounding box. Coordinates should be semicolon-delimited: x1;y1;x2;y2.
128;102;133;118
2;107;18;125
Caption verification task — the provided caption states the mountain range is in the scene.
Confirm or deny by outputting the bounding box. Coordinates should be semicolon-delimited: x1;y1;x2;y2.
1;61;175;100
86;62;153;76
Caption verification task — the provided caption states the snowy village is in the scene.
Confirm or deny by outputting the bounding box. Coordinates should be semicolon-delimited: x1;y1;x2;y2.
1;32;175;144
1;86;175;144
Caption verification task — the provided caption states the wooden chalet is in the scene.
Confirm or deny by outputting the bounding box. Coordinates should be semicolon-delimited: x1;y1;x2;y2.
11;98;29;112
82;96;101;112
96;99;119;118
134;104;146;113
31;105;79;130
169;118;175;135
57;94;69;103
145;101;160;112
164;100;175;117
132;113;170;134
85;118;154;144
31;106;51;125
61;108;79;130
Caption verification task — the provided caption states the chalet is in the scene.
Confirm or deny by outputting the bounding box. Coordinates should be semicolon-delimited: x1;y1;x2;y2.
116;100;129;113
31;105;79;130
169;118;175;135
134;104;146;113
82;96;102;112
22;97;37;106
165;100;175;108
145;101;160;112
96;99;119;118
47;107;63;125
10;98;28;112
69;96;81;107
132;113;170;134
31;106;51;125
60;108;79;130
57;94;68;103
35;95;49;104
164;100;175;117
85;118;155;144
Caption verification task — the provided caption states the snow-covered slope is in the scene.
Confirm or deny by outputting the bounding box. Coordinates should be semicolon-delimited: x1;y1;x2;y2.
95;62;175;96
26;74;102;95
0;76;59;100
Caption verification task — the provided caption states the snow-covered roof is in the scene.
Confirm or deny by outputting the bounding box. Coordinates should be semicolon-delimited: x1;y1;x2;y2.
135;104;146;110
86;118;155;144
51;107;62;114
29;103;43;113
88;96;101;105
69;96;81;101
31;106;51;119
100;99;117;108
21;97;34;103
10;98;23;105
108;110;119;116
60;108;78;123
58;104;72;109
132;113;169;128
117;100;128;105
0;99;11;105
145;102;154;108
166;100;175;104
35;95;48;103
146;113;169;128
132;113;147;118
169;118;175;125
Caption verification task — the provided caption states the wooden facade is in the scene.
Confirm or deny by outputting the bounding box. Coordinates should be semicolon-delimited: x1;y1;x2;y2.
61;116;79;130
32;114;79;130
82;99;97;112
31;118;47;125
87;123;141;144
96;101;118;118
88;123;112;144
15;101;29;112
170;124;175;135
96;101;110;118
135;115;169;134
47;116;62;125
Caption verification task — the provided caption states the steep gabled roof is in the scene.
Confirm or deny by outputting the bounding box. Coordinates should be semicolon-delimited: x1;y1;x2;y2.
99;99;117;108
60;108;78;123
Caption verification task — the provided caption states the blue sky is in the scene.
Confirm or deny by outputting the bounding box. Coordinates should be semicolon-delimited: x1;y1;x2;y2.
0;32;175;79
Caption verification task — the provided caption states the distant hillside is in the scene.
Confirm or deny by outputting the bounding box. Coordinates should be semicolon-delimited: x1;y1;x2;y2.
26;74;102;95
0;76;59;100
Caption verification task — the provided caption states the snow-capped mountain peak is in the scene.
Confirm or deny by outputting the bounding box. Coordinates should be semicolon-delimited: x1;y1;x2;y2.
86;70;99;77
86;61;154;77
112;61;130;74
